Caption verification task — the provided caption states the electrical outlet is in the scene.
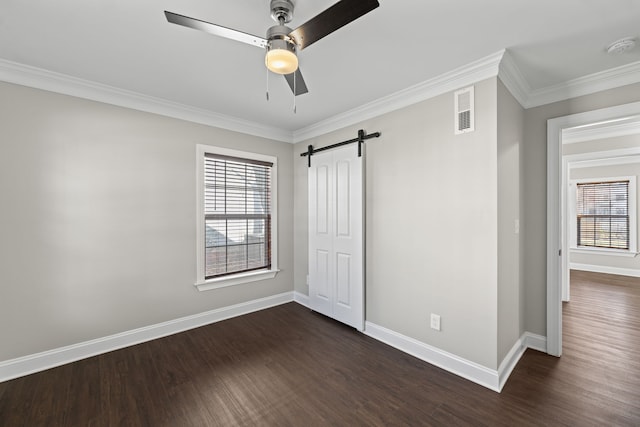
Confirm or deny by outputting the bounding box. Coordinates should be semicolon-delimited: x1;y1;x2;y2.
430;313;441;331
515;219;520;235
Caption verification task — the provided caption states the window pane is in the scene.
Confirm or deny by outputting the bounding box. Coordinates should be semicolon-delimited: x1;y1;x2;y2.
578;217;595;246
576;181;629;250
204;154;271;278
205;246;227;277
205;220;228;248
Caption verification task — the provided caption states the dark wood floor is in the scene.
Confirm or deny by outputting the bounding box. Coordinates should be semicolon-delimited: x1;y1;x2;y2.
1;271;639;426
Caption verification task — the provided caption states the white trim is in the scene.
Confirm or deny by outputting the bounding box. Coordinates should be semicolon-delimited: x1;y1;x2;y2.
548;116;564;355
547;101;640;357
522;332;547;353
0;292;294;383
498;50;532;108
195;269;281;291
364;321;502;392
3;294;547;392
293;291;310;308
497;337;527;392
364;322;547;393
292;50;505;142
195;145;279;291
497;333;548;390
527;61;640;109
3;55;640;145
0;51;504;145
570;248;639;257
570;263;640;278
500;56;640;109
0;58;293;143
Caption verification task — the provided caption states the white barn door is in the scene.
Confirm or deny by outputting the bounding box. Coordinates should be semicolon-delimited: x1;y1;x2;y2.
308;145;364;330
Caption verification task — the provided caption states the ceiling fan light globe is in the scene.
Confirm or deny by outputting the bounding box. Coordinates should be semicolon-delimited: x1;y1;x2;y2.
265;39;298;74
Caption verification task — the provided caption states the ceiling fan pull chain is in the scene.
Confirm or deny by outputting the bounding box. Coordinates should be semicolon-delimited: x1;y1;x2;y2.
266;65;270;101
293;70;297;113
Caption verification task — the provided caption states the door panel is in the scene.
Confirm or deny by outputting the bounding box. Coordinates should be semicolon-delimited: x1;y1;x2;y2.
308;146;363;330
336;252;351;307
316;165;329;235
336;160;351;237
316;249;330;300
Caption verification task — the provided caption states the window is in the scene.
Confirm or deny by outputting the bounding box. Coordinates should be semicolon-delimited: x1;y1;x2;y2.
195;145;278;291
576;180;629;249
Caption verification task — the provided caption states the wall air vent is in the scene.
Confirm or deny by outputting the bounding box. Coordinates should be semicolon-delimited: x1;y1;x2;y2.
454;86;474;134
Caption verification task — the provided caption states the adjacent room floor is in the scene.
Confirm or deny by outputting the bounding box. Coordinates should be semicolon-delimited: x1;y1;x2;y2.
1;270;639;426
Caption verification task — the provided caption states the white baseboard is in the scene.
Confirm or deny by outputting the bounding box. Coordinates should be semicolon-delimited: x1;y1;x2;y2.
496;332;547;390
497;337;527;391
364;321;548;393
364;321;502;392
0;291;294;383
570;263;640;278
293;291;310;308
3;293;548;392
523;332;547;353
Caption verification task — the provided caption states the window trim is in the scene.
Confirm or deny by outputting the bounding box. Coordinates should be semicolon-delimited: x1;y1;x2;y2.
569;175;637;257
195;144;279;291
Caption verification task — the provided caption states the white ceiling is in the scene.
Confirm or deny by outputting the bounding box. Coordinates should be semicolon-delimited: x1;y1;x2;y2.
1;0;640;134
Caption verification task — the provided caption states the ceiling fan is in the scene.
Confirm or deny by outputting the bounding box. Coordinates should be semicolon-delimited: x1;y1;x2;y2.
164;0;380;96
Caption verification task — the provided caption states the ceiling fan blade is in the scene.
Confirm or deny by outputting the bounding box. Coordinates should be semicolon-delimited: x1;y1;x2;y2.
283;68;309;96
164;11;268;49
289;0;379;50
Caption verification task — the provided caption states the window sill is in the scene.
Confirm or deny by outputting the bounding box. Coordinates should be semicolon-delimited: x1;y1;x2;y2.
194;269;280;292
570;247;638;258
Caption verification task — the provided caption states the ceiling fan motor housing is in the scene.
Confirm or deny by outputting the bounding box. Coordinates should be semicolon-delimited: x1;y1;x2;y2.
267;24;294;44
270;0;294;24
266;24;297;57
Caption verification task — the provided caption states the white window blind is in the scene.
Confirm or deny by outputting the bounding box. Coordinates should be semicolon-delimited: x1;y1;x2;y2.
576;181;629;250
204;153;272;279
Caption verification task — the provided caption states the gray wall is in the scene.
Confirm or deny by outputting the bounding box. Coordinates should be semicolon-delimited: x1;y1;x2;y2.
497;79;523;363
3;70;639;372
522;82;640;336
0;82;294;362
294;78;500;369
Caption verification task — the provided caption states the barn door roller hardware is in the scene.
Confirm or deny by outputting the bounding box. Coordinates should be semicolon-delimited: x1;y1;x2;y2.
300;129;381;167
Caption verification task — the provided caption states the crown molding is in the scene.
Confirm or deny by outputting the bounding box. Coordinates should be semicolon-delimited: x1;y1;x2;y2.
295;53;640;142
0;59;293;143
292;50;506;143
498;53;640;109
527;60;640;108
1;52;507;145
3;53;639;145
498;50;532;108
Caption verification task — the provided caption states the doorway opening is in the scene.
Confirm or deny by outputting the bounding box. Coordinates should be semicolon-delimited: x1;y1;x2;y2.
546;101;640;356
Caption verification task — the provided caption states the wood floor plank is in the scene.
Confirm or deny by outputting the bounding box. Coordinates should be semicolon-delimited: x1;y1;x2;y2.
1;270;639;426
